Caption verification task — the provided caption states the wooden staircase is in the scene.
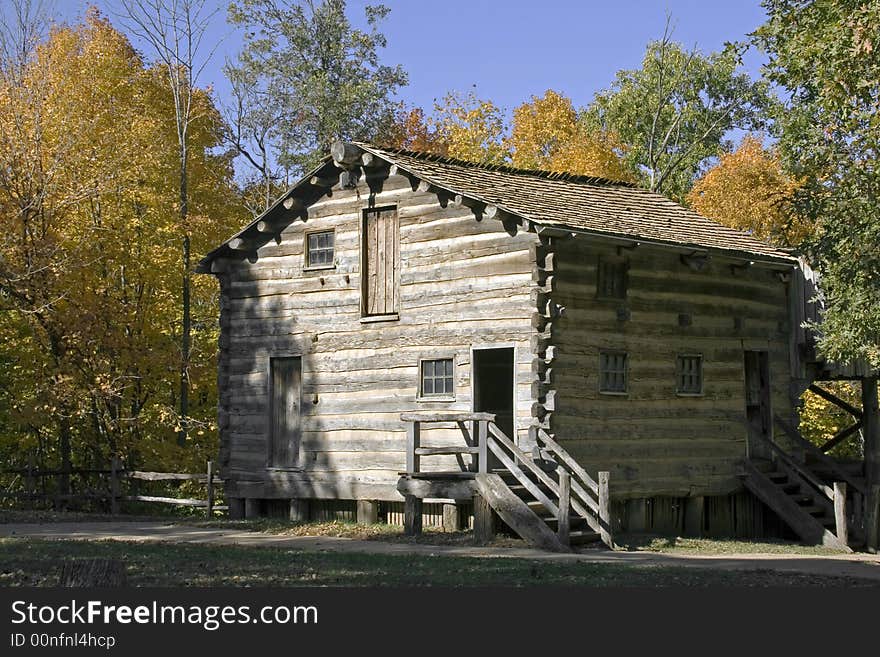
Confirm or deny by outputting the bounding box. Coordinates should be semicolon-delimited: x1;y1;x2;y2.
741;428;865;551
397;413;613;552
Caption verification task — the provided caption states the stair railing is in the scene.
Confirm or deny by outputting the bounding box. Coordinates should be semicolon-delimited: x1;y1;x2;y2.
399;412;614;549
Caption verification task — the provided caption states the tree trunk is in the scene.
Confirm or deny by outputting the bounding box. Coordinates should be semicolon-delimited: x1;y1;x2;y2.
178;146;190;447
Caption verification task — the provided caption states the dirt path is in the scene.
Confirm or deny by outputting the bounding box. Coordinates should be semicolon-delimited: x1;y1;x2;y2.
3;521;880;582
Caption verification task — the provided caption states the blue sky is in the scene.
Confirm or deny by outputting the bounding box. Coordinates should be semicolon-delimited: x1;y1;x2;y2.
52;0;771;118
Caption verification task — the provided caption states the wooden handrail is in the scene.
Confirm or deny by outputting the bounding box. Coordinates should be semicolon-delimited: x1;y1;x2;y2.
774;414;866;495
487;424;601;534
754;431;833;500
536;429;600;495
400;412;496;422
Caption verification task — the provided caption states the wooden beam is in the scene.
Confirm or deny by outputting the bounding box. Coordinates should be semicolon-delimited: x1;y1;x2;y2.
330;140;363;167
809;383;863;418
557;470;571;546
310;172;339;188
820;420;863;453
228;237;261;252
282;196;303;211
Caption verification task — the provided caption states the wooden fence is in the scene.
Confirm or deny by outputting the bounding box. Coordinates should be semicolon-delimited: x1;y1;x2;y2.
0;459;226;518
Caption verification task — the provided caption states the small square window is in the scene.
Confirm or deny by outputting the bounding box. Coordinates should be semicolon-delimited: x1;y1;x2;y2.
420;358;454;398
677;355;703;394
599;351;628;393
306;230;334;268
597;257;627;299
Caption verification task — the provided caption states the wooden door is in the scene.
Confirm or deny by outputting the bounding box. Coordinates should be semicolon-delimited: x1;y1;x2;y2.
269;356;302;467
743;350;772;459
362;206;399;317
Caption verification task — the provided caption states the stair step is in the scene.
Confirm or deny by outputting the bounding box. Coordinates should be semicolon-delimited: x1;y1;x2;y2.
568;530;601;545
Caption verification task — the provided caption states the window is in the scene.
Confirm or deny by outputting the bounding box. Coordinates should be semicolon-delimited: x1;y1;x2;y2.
597;257;627;299
420;358;454;398
599;351;628;393
676;355;703;395
306;230;335;268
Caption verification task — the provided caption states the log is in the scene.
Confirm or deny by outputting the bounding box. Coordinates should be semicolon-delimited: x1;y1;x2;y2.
357;499;379;524
60;558;126;587
330;140;363;166
282;196;304;211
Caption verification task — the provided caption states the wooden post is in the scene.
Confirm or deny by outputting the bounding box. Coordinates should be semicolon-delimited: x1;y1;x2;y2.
403;494;422;536
227;497;245;520
442;503;460;532
867;484;880;554
25;452;35;510
244;498;261;519
206;460;214;519
289;499;309;523
406;421;420;474
357;500;379;525
557;470;571;546
477;420;488;474
473;493;494;543
862;377;880;552
598;471;612;548
684;496;705;537
110;456;121;515
833;481;848;547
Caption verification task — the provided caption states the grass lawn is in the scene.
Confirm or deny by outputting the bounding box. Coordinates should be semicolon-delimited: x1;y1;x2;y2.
0;538;872;587
617;534;850;555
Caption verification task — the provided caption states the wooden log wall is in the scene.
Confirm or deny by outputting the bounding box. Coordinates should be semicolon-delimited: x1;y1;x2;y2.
215;174;539;502
548;238;796;499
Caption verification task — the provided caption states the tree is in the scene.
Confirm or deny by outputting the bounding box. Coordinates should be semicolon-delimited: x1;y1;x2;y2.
508;89;634;181
0;8;236;485
587;21;772;202
756;0;880;369
381;106;449;155
121;0;222;446
430;90;508;165
226;0;407;175
687;135;808;246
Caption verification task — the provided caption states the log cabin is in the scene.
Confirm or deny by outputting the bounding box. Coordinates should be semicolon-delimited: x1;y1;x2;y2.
197;141;880;552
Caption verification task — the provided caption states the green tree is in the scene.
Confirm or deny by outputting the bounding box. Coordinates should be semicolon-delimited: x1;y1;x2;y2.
756;0;880;369
226;0;407;175
587;22;772;202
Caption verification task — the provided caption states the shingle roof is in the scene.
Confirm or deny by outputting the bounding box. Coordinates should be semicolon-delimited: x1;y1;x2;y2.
357;143;795;263
197;142;796;271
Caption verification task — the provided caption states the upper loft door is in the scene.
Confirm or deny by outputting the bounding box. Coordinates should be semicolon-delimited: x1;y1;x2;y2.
361;206;399;318
743;350;772;460
473;347;515;442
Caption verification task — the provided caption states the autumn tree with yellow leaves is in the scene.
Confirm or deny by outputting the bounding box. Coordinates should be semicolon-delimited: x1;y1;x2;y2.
508;90;633;181
687;135;809;247
0;8;237;487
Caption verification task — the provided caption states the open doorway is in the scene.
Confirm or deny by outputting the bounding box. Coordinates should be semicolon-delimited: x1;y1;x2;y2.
472;347;515;441
744;350;772;460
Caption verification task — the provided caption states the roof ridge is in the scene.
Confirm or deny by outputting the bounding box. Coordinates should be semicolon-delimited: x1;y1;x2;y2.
357;142;638;189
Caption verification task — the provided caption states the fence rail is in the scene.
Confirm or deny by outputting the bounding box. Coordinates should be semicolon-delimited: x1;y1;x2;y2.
0;459;225;517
